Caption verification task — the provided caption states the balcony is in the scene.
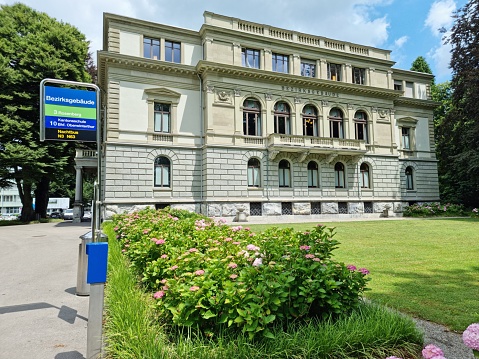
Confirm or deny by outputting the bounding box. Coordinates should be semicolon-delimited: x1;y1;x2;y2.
75;149;97;168
267;134;367;157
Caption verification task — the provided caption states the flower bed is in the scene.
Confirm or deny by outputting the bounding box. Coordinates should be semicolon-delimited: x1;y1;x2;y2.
403;202;465;217
112;208;370;338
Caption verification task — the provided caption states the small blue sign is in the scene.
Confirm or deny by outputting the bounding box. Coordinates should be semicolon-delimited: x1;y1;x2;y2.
86;242;108;284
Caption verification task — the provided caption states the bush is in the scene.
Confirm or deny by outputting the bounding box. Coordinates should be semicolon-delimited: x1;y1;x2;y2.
403;202;465;217
112;208;370;338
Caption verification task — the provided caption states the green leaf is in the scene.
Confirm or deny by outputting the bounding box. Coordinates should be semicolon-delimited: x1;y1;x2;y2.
202;310;216;319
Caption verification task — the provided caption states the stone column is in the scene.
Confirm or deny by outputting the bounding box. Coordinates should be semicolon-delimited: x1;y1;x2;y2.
73;165;83;223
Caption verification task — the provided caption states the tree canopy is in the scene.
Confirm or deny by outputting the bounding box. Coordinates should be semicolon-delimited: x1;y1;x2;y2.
0;3;91;220
439;0;479;207
410;56;434;84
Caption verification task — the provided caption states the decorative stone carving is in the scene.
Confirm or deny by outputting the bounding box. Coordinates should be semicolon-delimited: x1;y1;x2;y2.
322;202;338;214
206;85;214;93
325;152;338;164
348;202;364;214
294;97;301;104
297;151;310;163
217;91;230;102
293;202;311;215
378;109;388;118
263;202;281;215
234;89;241;97
322;100;329;107
207;203;222;217
265;93;272;101
269;150;279;160
373;202;394;213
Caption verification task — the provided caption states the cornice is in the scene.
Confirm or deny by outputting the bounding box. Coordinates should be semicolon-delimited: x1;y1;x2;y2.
394;97;439;109
98;51;197;87
196;61;402;100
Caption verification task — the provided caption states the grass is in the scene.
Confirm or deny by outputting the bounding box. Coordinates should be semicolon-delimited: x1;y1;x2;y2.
247;218;479;332
103;222;423;359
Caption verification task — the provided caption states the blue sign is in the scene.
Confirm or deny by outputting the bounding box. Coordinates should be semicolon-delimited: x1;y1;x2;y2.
43;86;97;142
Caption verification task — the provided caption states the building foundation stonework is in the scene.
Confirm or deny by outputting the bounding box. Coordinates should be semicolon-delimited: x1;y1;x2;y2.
98;11;439;220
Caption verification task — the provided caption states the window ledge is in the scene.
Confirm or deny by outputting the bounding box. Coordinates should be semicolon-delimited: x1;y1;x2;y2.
247;187;263;190
153;187;172;192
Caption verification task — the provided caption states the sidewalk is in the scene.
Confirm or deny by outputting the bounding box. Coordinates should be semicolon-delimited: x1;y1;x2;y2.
0;221;91;359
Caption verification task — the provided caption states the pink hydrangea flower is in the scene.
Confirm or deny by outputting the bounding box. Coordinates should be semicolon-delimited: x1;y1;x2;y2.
228;263;238;269
189;248;198;253
160;254;168;259
422;344;444;359
153;291;165;299
224;237;233;242
347;265;357;271
300;245;311;251
143;229;150;234
156;239;165;245
463;323;479;350
194;269;205;276
313;258;321;262
252;258;263;267
246;244;260;251
160;279;167;284
359;268;370;275
230;274;238;279
189;286;200;291
169;265;178;271
121;249;126;253
305;254;315;259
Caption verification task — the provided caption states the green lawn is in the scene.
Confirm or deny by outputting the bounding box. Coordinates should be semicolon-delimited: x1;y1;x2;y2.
248;218;479;332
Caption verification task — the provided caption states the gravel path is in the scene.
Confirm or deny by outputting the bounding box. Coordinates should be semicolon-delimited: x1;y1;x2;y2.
414;318;474;359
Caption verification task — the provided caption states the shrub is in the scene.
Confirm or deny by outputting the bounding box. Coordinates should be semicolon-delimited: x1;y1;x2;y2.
112;208;370;338
403;202;465;217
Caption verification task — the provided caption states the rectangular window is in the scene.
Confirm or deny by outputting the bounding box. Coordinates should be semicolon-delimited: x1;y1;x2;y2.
154;103;170;132
327;63;341;81
155;166;170;187
338;202;348;214
303;118;318;136
364;202;373;213
355;122;367;142
311;202;321;214
301;61;316;77
281;202;293;215
405;81;414;97
165;40;181;63
279;168;291;187
144;37;160;60
352;67;365;85
330;120;344;138
394;80;403;91
402;128;410;150
250;202;262;216
242;48;260;69
272;53;289;73
243;112;261;136
3;195;14;202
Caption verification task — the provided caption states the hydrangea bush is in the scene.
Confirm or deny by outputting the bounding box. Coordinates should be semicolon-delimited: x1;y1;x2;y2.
403;203;465;217
112;208;370;338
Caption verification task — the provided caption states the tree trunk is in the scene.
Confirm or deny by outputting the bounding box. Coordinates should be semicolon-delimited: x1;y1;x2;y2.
34;176;50;219
17;179;35;222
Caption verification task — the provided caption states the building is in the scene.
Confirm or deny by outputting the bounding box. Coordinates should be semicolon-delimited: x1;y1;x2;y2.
96;12;439;220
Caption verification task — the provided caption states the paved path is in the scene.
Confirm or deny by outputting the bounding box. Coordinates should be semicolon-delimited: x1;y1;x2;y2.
0;221;91;359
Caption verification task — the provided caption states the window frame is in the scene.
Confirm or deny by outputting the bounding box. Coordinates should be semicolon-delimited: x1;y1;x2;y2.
405;166;414;190
302;105;319;137
274;102;291;135
307;161;319;188
329;108;344;139
242;98;262;136
327;63;342;81
334;162;346;188
272;53;289;73
352;67;366;85
165;40;181;63
154;156;171;188
278;159;291;188
247;158;261;187
360;163;370;189
242;48;260;69
354;111;368;142
153;103;171;133
143;37;160;60
300;60;316;77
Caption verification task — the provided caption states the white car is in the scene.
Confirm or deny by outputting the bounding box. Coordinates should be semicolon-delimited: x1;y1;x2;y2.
63;209;74;220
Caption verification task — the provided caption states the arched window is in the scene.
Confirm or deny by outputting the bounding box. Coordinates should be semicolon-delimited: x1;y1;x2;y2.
354;111;368;142
243;98;261;136
278;160;291;187
247;158;261;187
274;102;291;134
405;166;414;190
334;162;345;188
154;156;170;187
303;105;318;137
307;161;319;188
329;108;344;138
360;163;370;188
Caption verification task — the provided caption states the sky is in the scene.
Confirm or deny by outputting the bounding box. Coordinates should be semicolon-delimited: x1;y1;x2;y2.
0;0;469;83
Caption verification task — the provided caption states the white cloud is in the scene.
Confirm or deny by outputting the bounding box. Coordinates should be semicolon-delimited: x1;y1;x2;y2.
429;33;453;80
394;36;409;49
425;0;456;37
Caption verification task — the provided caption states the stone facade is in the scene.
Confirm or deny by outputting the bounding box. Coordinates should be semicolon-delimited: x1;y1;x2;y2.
98;12;440;220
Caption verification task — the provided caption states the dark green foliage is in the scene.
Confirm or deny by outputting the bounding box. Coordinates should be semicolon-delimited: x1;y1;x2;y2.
0;3;91;220
439;0;479;207
410;56;434;84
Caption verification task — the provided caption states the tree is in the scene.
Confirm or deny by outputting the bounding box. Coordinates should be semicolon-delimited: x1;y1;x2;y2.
0;3;91;221
411;56;435;84
440;0;479;207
